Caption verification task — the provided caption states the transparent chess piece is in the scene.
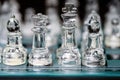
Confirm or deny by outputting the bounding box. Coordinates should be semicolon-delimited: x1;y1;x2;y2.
0;0;22;46
104;5;119;36
2;15;27;66
57;4;81;67
106;18;120;48
65;0;81;48
82;0;99;52
104;4;120;49
81;11;103;53
81;13;91;53
28;13;52;66
82;11;105;67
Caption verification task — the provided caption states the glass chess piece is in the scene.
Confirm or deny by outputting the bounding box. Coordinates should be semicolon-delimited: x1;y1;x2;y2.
104;0;120;67
82;11;105;67
104;4;120;49
28;13;52;66
57;3;81;67
65;0;82;48
106;18;120;48
82;0;99;53
81;10;103;54
0;0;22;46
2;15;27;66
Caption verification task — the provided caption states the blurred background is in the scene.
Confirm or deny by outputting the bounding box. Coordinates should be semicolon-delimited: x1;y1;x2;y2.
0;0;119;23
0;0;119;22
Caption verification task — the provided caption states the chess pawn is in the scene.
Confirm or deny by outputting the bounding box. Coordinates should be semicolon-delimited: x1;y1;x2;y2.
104;5;120;48
104;5;119;38
57;4;81;66
2;15;27;66
28;13;52;66
82;11;105;67
105;18;120;48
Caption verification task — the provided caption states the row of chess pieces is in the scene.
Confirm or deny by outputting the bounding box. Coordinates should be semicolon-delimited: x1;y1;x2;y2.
0;0;119;47
0;0;119;68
